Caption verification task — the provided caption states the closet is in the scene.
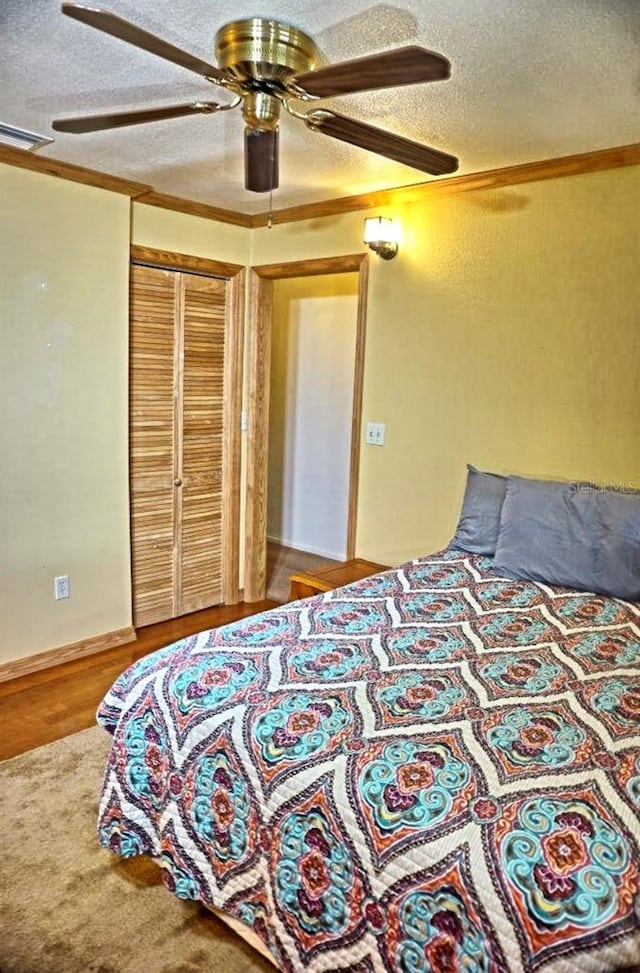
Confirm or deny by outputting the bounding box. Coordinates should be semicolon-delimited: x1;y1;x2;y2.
129;251;244;627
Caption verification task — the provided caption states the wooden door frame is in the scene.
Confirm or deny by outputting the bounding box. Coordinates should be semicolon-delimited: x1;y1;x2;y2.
130;245;245;605
244;252;370;602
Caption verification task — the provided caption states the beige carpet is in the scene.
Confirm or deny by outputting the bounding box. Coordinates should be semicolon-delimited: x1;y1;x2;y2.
0;727;275;973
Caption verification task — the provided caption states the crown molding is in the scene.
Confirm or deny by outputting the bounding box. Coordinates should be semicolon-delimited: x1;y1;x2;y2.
2;140;639;228
249;141;640;227
0;144;150;197
134;190;252;228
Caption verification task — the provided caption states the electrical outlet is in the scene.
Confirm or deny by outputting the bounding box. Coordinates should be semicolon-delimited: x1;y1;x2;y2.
365;422;385;446
54;575;70;600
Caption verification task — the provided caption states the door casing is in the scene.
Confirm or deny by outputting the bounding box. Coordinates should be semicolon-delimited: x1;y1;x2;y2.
244;252;369;601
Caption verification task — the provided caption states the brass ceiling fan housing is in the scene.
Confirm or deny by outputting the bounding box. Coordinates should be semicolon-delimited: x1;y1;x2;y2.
52;4;459;195
215;18;319;131
214;19;319;86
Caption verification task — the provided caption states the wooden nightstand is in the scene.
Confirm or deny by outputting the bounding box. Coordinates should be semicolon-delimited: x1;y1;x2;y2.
289;558;389;601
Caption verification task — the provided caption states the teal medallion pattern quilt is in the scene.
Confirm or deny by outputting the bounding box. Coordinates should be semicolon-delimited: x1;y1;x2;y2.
97;551;640;971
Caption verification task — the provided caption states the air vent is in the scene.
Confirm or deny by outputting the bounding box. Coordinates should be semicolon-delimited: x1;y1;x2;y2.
0;122;54;151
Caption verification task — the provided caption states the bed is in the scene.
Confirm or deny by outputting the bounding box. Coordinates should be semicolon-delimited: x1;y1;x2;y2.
96;543;640;972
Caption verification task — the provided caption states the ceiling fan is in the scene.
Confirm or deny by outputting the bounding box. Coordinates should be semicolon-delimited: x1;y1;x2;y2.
52;4;459;193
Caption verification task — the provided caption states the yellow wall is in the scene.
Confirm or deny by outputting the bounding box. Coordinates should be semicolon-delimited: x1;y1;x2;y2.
253;166;640;564
0;190;252;667
131;203;250;265
0;165;132;663
2;160;638;666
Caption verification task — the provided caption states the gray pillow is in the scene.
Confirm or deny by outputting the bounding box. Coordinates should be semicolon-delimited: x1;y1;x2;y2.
493;476;640;601
449;465;508;556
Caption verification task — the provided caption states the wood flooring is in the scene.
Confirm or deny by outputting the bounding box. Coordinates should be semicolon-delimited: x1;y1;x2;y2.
265;541;339;602
0;599;275;761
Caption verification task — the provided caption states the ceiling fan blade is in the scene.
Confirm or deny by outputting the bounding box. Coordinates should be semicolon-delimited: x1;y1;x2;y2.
52;101;223;133
245;128;279;193
292;46;449;98
306;110;458;176
61;3;225;82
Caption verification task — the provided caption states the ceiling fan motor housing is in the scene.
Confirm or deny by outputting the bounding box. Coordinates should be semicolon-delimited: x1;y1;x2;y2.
215;18;318;130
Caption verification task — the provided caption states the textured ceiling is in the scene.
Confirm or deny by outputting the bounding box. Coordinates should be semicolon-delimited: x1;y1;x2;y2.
1;0;639;214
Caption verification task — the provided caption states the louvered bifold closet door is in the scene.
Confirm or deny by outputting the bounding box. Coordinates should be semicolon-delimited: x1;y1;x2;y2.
177;273;225;615
130;265;176;626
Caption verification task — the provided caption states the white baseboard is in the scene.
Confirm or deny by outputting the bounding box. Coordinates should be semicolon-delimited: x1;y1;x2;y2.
267;533;345;561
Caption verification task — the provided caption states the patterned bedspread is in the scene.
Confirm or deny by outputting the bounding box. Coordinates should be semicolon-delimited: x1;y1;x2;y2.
97;550;640;972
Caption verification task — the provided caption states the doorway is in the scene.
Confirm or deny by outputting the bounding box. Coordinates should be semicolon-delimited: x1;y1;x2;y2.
266;273;359;599
244;253;369;601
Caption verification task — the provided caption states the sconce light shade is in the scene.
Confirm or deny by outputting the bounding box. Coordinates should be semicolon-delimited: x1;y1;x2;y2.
364;216;398;260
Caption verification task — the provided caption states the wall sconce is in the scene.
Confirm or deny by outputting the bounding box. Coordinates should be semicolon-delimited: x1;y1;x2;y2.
364;216;399;260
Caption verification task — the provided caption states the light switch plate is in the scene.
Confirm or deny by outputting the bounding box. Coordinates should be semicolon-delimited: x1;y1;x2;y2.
365;422;385;446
